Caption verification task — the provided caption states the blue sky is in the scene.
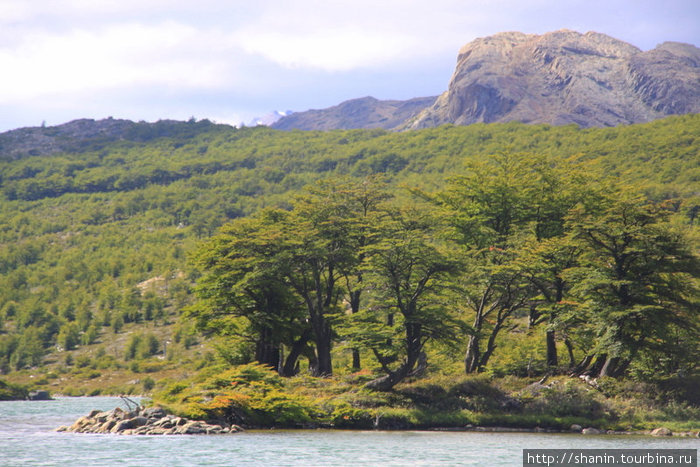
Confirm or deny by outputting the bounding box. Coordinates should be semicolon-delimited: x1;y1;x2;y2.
1;0;698;132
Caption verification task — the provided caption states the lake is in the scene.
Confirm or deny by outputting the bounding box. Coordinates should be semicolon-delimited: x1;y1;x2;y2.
0;397;697;466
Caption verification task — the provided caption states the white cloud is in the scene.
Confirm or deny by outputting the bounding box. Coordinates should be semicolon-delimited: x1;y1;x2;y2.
233;27;415;71
0;21;239;103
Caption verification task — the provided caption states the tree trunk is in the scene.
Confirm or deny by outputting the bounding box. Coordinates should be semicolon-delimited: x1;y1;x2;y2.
255;326;280;369
464;335;480;373
599;356;629;378
564;337;576;368
571;354;593;375
349;289;362;370
583;354;608;377
366;319;423;391
546;329;558;367
364;365;409;391
280;329;312;377
351;349;361;371
312;318;333;376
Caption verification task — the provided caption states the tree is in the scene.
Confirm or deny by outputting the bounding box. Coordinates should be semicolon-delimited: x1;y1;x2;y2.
189;210;310;376
279;189;363;376
516;160;595;369
431;153;537;373
296;176;391;370
518;236;581;368
565;194;700;378
57;322;80;351
356;207;462;390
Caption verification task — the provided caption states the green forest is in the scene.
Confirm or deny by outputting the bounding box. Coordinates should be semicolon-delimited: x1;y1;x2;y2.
0;116;698;431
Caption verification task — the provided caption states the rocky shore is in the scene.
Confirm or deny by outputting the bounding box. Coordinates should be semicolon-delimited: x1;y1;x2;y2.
56;406;243;435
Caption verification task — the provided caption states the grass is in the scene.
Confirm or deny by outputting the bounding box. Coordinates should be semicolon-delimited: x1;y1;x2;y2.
147;363;700;434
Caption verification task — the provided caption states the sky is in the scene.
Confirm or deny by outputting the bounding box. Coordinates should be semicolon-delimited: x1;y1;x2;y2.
0;0;698;132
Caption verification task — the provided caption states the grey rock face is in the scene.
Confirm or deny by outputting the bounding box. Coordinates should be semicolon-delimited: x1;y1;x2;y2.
406;30;699;129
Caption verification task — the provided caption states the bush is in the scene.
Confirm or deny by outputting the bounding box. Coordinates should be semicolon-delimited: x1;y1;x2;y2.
143;377;156;392
329;403;374;429
248;390;317;427
0;379;28;400
523;381;608;418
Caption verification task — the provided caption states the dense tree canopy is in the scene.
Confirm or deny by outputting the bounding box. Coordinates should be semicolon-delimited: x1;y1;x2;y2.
0;115;697;384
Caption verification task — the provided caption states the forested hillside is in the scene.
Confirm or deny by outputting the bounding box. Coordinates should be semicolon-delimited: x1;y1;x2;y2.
0;115;697;390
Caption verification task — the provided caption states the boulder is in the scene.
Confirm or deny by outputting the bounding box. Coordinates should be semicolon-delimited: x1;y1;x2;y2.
131;416;149;428
570;424;583;433
651;427;672;436
111;419;136;433
69;416;92;432
96;420;116;433
582;427;601;435
27;390;52;401
142;407;166;419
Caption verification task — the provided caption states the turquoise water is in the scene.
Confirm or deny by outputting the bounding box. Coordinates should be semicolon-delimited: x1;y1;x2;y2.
0;397;697;466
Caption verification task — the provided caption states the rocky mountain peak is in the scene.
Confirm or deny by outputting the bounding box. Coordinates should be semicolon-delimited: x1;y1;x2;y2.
405;30;699;129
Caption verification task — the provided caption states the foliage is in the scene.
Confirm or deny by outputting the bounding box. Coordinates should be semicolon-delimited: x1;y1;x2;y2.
0;378;28;400
0;115;697;390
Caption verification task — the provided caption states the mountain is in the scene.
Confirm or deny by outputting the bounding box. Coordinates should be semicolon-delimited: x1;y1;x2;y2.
406;30;700;128
273;30;699;131
271;96;437;130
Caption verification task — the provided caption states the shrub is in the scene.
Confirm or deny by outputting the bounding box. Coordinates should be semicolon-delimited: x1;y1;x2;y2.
329;403;374;429
247;390;317;427
143;377;156;392
523;381;608;419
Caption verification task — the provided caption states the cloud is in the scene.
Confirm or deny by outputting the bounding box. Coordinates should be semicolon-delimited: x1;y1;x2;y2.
0;21;240;103
230;0;469;71
233;28;414;72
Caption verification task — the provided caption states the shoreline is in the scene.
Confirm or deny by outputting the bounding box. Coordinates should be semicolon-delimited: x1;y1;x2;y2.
56;403;700;438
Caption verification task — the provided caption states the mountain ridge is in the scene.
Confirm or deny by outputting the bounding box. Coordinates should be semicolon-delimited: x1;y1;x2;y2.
274;30;700;130
270;96;437;131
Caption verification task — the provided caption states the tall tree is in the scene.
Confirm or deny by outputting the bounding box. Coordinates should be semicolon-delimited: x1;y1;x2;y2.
565;194;700;378
295;176;390;370
356;207;462;391
517;160;595;369
189;210;310;376
431;153;536;373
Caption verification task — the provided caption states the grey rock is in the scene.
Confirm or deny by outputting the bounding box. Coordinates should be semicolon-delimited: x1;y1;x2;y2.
27;390;52;401
405;30;700;129
97;420;116;433
131;416;148;428
142;407;166;419
570;424;583;433
651;427;672;436
111;419;136;433
582;427;602;435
